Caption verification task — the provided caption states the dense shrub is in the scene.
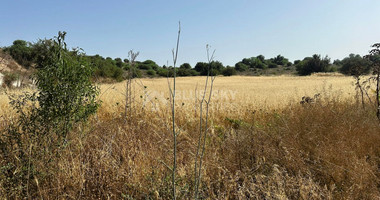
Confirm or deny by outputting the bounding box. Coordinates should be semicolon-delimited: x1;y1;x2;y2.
268;62;277;68
296;54;331;75
3;40;34;68
222;66;236;76
179;63;191;69
271;54;289;65
139;60;159;70
194;62;209;75
0;32;100;198
235;62;249;71
147;69;156;76
339;54;371;76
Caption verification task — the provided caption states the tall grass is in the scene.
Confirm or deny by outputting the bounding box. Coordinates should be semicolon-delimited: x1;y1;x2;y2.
1;77;380;199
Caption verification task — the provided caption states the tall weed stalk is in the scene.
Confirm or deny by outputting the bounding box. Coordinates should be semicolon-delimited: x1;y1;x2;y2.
194;45;216;199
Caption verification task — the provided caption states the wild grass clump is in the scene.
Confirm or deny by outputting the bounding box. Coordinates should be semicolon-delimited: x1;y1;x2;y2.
1;87;379;199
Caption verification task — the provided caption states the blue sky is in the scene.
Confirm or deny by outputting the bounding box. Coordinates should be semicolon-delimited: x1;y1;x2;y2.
1;0;380;66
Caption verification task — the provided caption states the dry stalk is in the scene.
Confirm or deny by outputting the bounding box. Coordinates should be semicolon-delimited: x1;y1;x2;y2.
167;21;181;200
125;50;139;123
194;44;216;199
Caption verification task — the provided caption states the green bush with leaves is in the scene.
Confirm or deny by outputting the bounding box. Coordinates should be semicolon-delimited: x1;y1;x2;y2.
235;62;249;72
296;54;331;75
34;32;100;138
147;69;156;76
222;66;237;76
339;54;371;76
0;31;100;198
3;40;34;68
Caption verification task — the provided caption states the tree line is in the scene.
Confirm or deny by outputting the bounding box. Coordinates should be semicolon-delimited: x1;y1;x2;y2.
1;38;376;81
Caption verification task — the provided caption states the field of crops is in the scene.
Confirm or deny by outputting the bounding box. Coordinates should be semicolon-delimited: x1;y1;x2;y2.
98;75;358;112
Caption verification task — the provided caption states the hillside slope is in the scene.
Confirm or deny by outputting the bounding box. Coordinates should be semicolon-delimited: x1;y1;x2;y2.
0;49;31;87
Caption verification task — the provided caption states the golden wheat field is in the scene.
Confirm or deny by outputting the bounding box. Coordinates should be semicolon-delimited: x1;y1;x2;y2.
97;75;358;112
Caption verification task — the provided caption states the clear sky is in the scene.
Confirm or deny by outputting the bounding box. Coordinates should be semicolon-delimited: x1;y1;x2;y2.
1;0;380;66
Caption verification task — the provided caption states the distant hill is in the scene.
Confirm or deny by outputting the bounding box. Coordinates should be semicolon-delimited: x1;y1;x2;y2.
0;49;31;88
0;49;26;73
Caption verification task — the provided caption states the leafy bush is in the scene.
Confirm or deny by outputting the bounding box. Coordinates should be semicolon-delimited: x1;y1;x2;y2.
179;63;191;69
0;32;100;198
268;62;277;68
194;62;208;75
139;60;159;70
235;62;249;72
271;54;289;65
296;54;331;75
3;40;34;68
177;68;192;76
34;32;100;138
222;66;237;76
339;54;371;76
147;69;156;76
194;61;224;75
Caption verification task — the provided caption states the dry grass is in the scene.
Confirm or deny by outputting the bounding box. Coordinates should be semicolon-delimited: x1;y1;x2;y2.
1;75;380;199
98;75;358;111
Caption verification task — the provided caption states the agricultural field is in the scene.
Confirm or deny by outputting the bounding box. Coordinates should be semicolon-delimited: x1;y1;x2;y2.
98;75;357;112
1;75;379;199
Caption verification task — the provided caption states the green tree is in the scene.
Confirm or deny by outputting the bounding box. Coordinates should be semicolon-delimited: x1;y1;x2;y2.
177;63;194;76
222;66;236;76
194;62;208;75
114;57;124;68
339;54;371;76
272;54;289;65
179;63;192;69
139;60;159;70
3;40;34;68
235;62;249;72
257;55;265;62
296;54;331;75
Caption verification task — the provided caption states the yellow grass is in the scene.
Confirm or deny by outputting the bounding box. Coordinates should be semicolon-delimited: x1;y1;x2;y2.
97;75;359;113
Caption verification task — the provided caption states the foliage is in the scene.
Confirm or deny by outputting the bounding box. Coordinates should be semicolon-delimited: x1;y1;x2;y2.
147;69;156;76
33;31;100;138
139;60;159;70
221;66;236;76
296;54;332;75
87;55;124;81
267;62;277;68
179;63;191;69
339;54;371;76
3;40;34;68
235;62;249;72
0;32;100;199
194;62;209;75
241;57;267;69
271;54;289;65
194;61;225;76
